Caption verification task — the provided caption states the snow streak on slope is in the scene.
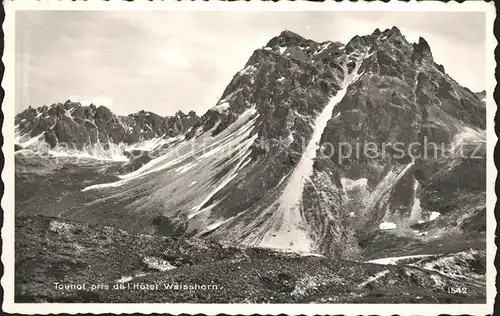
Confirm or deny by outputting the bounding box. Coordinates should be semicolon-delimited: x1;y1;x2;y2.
16;133;47;149
188;133;257;219
409;179;422;224
76;107;260;235
259;51;368;253
365;254;435;265
366;161;414;216
83;108;258;191
357;270;390;288
450;126;485;153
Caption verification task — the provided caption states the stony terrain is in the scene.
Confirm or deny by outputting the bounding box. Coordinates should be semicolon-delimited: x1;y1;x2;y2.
15;216;485;303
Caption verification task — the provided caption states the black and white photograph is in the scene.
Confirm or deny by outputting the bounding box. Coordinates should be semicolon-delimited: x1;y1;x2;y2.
2;1;495;314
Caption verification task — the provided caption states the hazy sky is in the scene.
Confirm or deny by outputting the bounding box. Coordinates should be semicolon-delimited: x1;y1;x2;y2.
16;11;486;116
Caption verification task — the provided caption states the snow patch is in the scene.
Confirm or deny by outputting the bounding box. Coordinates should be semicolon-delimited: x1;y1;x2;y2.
379;222;397;230
314;42;332;56
357;270;390;288
409;179;422;224
64;109;76;123
211;101;230;112
341;178;368;192
46;146;129;162
189;200;222;220
127;136;177;152
142;256;176;271
116;276;133;283
195;217;234;236
237;65;257;78
366;254;435;265
175;163;195;174
429;211;441;221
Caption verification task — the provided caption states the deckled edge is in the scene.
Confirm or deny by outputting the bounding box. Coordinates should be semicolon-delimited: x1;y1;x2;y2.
0;0;5;315
492;0;499;314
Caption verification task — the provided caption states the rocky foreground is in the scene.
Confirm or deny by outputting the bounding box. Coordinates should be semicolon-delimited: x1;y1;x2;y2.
15;216;485;303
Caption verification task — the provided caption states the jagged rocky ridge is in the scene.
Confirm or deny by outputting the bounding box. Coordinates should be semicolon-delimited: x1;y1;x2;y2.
16;27;486;263
16;103;202;172
16;102;201;151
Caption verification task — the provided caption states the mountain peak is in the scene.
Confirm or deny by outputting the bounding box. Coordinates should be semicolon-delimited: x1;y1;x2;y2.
412;36;434;62
266;29;315;49
378;26;403;39
475;90;486;101
372;28;382;36
418;36;430;48
278;29;307;40
389;26;402;36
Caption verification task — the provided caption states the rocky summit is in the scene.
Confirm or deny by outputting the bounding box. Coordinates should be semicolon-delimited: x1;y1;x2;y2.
15;27;486;303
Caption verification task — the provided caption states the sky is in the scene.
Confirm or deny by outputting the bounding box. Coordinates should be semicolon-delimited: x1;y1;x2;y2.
15;11;487;116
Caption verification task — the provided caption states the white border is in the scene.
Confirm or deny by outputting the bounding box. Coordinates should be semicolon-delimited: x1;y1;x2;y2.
1;1;496;315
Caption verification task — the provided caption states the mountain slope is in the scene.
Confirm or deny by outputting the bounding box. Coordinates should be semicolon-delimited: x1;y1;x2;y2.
15;27;486;262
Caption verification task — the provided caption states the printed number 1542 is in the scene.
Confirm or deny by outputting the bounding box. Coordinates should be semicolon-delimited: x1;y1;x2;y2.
448;287;468;294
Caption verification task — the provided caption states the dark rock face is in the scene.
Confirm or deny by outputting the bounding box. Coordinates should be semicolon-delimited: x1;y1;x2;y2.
15;102;201;149
16;27;486;261
311;27;485;253
412;37;434;63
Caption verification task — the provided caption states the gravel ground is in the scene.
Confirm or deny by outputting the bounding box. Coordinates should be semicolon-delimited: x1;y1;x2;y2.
15;215;485;303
